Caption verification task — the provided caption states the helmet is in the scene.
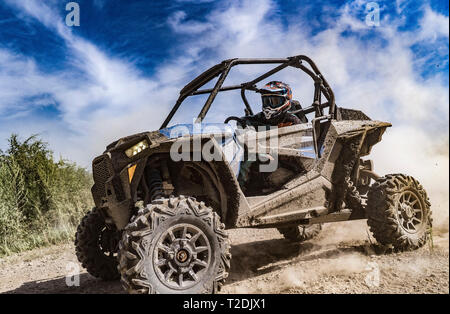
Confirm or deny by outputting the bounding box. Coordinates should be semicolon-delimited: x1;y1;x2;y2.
260;81;292;120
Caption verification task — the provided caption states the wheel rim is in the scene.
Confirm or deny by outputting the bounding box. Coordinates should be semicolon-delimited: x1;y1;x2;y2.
153;223;211;290
396;190;424;234
99;228;120;258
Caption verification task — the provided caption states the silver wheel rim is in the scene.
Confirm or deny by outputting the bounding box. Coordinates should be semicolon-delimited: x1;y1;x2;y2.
153;223;211;290
396;190;424;234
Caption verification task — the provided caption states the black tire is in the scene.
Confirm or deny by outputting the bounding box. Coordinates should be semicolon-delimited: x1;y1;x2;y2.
366;174;432;251
75;208;120;280
277;224;322;242
118;196;231;294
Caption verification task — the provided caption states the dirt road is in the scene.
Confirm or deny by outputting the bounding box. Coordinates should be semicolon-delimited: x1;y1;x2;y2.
0;220;448;294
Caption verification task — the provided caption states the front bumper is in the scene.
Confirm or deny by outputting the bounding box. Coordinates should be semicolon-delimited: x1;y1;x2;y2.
91;154;131;229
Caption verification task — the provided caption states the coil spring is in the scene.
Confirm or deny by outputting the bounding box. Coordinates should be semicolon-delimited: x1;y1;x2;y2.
147;168;164;201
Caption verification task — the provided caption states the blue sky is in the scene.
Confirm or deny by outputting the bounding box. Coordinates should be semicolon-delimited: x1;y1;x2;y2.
0;1;448;165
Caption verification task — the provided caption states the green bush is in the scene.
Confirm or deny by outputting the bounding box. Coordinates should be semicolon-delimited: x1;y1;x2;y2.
0;134;93;256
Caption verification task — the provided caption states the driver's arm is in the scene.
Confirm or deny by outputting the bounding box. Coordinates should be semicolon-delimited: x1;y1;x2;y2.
240;112;266;128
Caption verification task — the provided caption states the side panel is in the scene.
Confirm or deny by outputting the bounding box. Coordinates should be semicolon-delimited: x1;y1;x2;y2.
244;175;331;226
196;135;251;227
235;119;391;227
234;123;330;227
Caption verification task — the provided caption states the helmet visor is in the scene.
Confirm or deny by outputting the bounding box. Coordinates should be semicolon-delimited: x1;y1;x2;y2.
261;95;286;109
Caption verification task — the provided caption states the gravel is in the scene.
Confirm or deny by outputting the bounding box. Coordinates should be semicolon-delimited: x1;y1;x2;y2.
0;220;448;294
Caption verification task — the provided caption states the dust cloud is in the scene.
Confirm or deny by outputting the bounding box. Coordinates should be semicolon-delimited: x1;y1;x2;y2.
370;127;449;235
279;252;368;288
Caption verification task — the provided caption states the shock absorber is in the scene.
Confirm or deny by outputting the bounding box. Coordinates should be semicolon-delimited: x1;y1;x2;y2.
147;168;164;201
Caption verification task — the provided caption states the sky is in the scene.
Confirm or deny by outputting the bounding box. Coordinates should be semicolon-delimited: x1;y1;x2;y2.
0;0;448;225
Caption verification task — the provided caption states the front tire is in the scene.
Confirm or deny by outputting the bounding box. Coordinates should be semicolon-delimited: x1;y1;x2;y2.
366;174;432;251
118;196;231;294
75;208;121;280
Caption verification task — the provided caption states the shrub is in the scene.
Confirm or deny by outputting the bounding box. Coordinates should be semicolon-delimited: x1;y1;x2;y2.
0;134;93;255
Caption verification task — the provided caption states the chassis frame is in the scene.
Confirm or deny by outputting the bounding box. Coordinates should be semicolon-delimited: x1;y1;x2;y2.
160;55;336;128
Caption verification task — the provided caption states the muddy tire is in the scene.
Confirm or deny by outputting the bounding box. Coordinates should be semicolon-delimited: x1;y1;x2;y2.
75;208;120;280
277;224;322;242
118;196;231;294
366;174;432;251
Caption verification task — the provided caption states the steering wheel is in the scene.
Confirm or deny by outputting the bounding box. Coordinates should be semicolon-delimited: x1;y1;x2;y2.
224;116;248;128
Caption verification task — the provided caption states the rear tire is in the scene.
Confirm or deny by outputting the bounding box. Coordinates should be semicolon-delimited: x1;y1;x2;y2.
75;208;120;280
118;196;231;294
366;174;431;251
278;224;322;242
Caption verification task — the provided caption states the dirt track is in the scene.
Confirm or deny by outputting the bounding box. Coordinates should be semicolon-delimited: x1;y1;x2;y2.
0;220;448;294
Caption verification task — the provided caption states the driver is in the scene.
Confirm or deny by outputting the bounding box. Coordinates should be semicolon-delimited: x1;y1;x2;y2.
237;81;303;191
243;81;302;128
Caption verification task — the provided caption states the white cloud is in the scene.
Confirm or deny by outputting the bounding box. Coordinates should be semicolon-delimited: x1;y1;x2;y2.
1;0;190;165
0;49;63;114
166;0;448;128
168;11;213;34
418;5;449;41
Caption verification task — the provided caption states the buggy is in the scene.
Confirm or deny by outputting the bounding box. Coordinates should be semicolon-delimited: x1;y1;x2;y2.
75;55;432;294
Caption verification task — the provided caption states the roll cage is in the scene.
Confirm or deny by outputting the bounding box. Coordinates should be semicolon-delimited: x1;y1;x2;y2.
160;55;336;129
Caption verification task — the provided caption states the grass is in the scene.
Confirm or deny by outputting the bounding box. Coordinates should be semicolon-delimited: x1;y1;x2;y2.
0;134;93;256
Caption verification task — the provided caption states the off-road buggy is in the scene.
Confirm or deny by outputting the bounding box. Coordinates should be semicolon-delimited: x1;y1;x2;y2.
75;55;432;294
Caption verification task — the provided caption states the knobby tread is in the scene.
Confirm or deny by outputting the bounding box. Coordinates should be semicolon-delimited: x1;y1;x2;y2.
345;177;365;212
366;174;432;251
118;195;231;294
75;208;120;280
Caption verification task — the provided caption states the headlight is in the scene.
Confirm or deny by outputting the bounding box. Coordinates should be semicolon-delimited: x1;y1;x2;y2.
125;140;149;158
